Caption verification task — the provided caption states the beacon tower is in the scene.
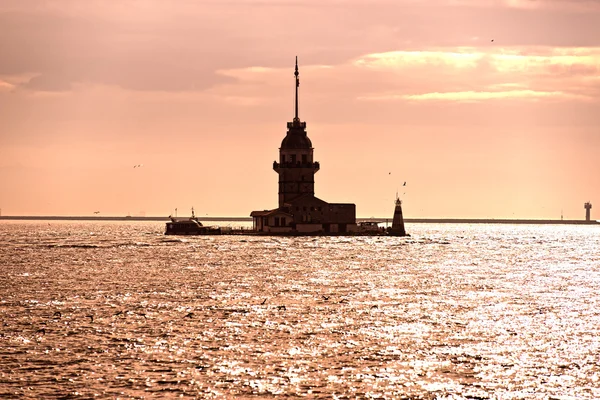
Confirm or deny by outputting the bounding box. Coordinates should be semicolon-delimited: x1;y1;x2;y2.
585;202;592;222
251;58;357;234
388;197;407;236
272;57;320;207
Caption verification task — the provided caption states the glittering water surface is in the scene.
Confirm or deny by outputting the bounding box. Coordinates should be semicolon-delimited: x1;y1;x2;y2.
1;221;599;399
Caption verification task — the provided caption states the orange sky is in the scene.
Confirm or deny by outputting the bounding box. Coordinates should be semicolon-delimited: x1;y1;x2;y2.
1;0;599;219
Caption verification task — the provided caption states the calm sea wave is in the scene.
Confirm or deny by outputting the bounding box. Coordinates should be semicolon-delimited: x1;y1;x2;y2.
1;221;599;399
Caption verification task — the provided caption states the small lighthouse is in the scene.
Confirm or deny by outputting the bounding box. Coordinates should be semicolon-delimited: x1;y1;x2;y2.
388;197;408;236
585;202;592;222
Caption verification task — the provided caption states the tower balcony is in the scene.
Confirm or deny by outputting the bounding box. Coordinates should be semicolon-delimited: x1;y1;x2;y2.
287;121;306;129
273;161;320;172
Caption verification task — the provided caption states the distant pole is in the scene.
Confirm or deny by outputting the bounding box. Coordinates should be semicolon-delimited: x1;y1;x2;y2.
175;208;178;217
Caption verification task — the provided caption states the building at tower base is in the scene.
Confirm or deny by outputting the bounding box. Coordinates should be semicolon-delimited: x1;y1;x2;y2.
250;58;357;234
251;196;356;234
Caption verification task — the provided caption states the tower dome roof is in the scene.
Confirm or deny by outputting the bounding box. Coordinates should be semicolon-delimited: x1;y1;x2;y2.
281;131;312;149
280;58;313;150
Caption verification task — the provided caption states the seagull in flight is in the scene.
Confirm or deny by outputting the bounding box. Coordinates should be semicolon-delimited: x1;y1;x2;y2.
94;211;100;214
133;164;143;168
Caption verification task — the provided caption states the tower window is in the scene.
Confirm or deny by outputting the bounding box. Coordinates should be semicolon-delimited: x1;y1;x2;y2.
302;154;307;163
291;154;296;163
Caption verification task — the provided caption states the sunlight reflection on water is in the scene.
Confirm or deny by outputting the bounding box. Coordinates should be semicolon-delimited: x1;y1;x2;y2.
1;221;599;398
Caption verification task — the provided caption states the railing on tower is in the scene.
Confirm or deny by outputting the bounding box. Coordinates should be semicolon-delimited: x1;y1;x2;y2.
287;121;306;129
273;161;320;169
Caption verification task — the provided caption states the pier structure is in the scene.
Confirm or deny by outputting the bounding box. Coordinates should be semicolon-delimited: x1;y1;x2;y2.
251;58;357;234
585;202;592;222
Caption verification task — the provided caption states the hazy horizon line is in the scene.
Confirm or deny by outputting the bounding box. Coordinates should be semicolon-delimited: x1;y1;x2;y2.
1;215;598;225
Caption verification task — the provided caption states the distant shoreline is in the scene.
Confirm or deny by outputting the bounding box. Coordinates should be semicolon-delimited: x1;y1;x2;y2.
0;216;598;225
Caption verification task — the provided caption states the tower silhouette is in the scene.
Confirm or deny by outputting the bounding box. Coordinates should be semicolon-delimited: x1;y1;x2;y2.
388;196;407;236
585;202;592;221
272;57;320;207
250;58;357;234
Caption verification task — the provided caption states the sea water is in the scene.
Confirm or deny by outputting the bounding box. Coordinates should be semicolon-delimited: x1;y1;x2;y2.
1;221;599;398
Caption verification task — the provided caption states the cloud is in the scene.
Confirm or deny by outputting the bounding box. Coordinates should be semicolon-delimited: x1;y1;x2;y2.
490;48;600;73
449;0;600;11
22;73;73;92
0;6;241;92
355;47;600;74
0;73;37;92
360;89;588;102
0;80;15;91
354;50;482;70
2;0;600;95
502;0;600;11
352;47;600;102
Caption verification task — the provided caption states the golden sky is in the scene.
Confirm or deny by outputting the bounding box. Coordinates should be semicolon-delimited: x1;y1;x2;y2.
1;0;599;219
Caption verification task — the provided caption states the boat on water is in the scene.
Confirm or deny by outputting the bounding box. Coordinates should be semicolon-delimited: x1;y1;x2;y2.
165;209;222;235
357;220;385;233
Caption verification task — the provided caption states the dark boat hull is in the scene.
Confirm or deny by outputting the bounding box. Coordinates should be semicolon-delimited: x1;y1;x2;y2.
165;220;222;235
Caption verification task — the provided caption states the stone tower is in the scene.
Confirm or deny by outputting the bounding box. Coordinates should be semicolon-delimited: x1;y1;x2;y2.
273;57;320;208
585;202;592;221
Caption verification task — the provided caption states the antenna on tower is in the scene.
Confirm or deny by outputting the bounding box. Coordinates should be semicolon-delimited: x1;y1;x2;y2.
294;56;300;123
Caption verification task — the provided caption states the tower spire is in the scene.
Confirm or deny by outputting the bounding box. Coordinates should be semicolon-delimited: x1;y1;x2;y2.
294;56;299;123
